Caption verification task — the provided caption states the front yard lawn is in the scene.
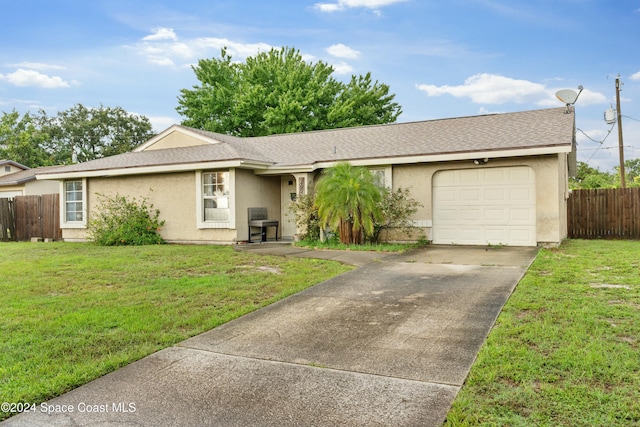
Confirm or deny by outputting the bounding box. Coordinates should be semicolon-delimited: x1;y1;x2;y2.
0;242;351;421
445;239;640;426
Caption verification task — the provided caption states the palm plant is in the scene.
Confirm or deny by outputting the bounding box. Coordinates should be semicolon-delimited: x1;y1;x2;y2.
315;162;383;244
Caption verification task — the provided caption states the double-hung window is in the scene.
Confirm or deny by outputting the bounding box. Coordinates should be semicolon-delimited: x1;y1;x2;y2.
203;171;230;222
61;179;86;228
65;180;84;222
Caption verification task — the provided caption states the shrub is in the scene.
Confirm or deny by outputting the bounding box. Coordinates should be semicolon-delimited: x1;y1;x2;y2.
370;187;423;243
288;193;320;241
88;193;165;246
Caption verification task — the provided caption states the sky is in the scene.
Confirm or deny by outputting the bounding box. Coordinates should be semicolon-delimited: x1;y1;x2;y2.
1;0;639;172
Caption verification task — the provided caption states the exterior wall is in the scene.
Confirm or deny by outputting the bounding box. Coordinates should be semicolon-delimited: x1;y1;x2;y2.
235;169;281;241
556;153;570;242
0;185;23;197
392;154;566;245
0;180;59;197
24;180;59;195
143;132;211;151
62;171;237;243
57;154;569;246
60;169;283;244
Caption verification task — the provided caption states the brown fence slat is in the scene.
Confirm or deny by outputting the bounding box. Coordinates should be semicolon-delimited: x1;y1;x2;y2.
568;188;640;239
0;197;16;241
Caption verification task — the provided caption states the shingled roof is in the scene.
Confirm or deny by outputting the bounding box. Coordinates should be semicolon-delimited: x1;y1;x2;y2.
0;165;65;186
38;107;574;178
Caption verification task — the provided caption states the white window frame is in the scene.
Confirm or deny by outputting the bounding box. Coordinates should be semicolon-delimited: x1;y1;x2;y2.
60;178;87;229
369;166;392;189
196;169;236;229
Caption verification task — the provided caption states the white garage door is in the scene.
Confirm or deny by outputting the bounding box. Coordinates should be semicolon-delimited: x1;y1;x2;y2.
432;167;536;246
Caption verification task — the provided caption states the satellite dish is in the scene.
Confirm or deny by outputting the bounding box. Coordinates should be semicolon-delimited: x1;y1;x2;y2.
556;89;579;105
555;85;584;113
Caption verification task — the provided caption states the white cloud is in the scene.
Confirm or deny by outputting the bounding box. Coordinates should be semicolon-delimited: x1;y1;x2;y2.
417;73;606;106
315;3;343;12
143;27;178;42
8;62;67;71
134;30;272;67
0;69;70;88
146;115;179;132
314;0;406;13
417;73;547;104
331;61;355;75
630;71;640;81
326;43;361;59
192;38;272;59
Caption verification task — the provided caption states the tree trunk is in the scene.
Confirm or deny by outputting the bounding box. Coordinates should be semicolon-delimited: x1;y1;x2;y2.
339;219;353;244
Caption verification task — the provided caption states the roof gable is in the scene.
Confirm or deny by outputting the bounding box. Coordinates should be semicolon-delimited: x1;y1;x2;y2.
134;125;230;152
0;160;29;177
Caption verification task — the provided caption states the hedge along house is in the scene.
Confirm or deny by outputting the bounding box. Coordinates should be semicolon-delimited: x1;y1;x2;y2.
37;107;576;247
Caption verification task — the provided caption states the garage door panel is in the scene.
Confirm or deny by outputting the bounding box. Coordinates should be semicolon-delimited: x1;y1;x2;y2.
433;188;456;202
484;188;506;201
459;169;481;184
509;187;534;201
432;167;536;246
510;208;535;222
460;189;481;201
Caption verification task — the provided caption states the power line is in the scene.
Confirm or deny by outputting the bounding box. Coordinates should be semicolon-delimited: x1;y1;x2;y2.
577;145;638;151
576;123;615;145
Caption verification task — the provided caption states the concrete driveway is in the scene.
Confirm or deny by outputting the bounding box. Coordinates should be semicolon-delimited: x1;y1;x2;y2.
3;245;537;427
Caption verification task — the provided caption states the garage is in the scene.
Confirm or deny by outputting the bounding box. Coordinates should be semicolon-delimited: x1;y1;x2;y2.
432;166;536;246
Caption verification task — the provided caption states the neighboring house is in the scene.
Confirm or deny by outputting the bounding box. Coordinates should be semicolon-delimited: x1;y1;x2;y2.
0;162;61;198
37;107;576;247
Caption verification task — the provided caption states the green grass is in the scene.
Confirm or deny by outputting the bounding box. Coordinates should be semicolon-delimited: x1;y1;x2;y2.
294;238;423;252
445;240;640;426
0;242;351;420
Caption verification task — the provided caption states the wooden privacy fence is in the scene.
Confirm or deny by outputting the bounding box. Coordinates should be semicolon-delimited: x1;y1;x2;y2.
0;197;16;241
0;194;62;242
568;188;640;239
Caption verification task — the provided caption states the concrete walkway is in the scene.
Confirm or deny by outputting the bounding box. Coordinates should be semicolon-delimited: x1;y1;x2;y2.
3;244;538;427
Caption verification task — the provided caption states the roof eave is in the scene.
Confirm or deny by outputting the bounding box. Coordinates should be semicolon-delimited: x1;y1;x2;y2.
254;144;572;174
37;159;272;180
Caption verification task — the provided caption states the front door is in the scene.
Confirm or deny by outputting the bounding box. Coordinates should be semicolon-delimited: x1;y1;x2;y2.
281;175;297;239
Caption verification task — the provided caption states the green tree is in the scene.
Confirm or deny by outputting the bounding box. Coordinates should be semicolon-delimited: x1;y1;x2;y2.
570;161;616;189
42;104;154;164
315;162;382;244
0;110;51;167
614;158;640;187
177;47;401;136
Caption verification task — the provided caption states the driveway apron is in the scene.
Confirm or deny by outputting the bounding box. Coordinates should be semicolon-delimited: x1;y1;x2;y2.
3;245;538;427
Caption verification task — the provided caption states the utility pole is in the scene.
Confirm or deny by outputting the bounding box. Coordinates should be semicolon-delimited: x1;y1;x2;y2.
615;75;626;188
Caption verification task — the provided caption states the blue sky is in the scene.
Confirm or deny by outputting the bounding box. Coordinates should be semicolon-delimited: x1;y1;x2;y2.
1;0;639;171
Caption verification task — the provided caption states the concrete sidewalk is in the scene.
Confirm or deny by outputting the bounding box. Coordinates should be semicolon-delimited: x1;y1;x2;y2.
3;244;538;427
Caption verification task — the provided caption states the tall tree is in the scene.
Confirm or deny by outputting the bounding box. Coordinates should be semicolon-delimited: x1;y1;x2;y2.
42;104;154;164
315;162;383;244
0;110;51;168
177;47;402;136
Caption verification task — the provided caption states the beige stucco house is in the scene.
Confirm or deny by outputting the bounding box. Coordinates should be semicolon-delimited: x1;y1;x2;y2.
37;107;576;247
0;161;61;198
